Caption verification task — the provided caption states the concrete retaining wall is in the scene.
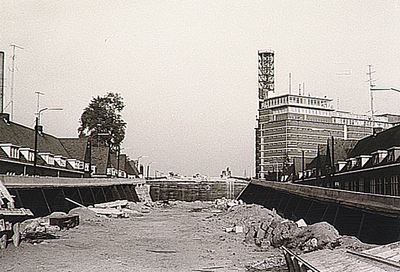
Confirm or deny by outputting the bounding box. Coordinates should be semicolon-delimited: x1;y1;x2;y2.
239;182;400;245
1;175;145;188
148;179;248;202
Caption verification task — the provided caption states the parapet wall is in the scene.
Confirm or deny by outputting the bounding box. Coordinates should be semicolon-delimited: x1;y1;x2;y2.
1;175;145;188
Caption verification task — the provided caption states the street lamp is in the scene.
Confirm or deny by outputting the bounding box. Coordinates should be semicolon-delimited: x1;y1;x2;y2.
33;107;63;176
273;159;279;181
37;107;63;125
136;155;147;170
146;162;156;179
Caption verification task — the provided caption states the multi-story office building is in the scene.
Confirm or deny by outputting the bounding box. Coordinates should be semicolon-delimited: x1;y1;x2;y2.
255;51;400;179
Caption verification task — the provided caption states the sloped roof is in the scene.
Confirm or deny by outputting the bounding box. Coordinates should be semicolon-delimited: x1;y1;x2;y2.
306;138;357;170
108;152;128;170
60;137;89;160
125;160;140;176
348;125;400;158
118;154;127;171
0;117;71;158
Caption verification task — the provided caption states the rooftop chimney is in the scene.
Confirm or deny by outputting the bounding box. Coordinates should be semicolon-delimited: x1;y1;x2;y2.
1;113;10;122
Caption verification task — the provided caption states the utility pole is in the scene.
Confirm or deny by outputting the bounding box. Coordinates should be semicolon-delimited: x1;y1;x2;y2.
33;117;39;176
302;150;305;183
9;44;23;121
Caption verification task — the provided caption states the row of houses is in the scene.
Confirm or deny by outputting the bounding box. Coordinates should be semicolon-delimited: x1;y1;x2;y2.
0;113;141;178
295;124;400;196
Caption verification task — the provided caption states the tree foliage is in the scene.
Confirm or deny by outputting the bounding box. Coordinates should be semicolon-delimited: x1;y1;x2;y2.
78;92;126;150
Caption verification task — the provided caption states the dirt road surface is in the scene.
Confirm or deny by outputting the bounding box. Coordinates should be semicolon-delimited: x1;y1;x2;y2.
0;201;284;272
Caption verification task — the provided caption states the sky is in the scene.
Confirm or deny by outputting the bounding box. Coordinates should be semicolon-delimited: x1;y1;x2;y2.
1;0;399;177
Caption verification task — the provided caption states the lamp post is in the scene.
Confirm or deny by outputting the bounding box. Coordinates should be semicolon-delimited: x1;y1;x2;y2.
33;107;63;176
136;155;147;177
146;162;155;179
33;116;39;176
273;159;279;181
37;107;63;125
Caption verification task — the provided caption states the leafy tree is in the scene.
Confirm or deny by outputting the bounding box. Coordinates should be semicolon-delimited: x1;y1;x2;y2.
78;92;126;151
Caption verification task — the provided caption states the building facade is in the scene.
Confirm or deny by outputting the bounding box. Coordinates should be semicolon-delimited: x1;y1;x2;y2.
255;52;400;179
297;124;400;197
255;93;400;179
0;113;140;178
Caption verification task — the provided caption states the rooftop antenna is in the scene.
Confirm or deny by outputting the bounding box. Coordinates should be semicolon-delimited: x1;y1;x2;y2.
367;65;376;123
288;73;292;94
0;52;4;113
9;44;24;121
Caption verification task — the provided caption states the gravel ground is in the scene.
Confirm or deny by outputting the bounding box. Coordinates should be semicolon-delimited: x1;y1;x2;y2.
0;201;285;272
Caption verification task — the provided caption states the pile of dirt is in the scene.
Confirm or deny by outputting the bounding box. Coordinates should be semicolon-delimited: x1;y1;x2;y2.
68;207;108;226
217;203;341;253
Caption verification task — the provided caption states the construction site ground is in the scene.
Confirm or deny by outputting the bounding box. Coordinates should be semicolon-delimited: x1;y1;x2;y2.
0;200;381;272
0;201;286;271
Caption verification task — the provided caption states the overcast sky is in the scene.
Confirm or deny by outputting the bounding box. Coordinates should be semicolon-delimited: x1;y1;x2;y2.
1;1;399;177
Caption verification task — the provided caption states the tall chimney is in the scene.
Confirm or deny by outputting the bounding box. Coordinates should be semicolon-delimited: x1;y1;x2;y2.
0;51;4;113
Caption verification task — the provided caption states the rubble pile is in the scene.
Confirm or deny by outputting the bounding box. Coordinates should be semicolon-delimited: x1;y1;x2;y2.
66;199;152;224
217;201;341;253
20;212;69;243
19;199;153;243
213;197;243;211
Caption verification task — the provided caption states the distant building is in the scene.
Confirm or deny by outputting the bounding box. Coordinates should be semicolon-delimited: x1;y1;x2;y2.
255;93;400;179
255;50;400;179
0;113;140;178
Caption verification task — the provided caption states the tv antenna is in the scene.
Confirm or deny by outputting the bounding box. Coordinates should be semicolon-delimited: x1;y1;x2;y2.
366;65;376;122
367;65;399;125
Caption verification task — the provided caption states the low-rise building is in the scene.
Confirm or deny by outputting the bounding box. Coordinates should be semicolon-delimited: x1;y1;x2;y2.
0;113;139;178
296;124;400;196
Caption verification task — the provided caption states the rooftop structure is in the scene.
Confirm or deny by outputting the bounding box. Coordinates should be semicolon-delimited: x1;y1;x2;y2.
255;52;400;179
0;113;139;178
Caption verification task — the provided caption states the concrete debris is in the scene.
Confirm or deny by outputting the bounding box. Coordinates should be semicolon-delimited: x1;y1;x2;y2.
295;218;307;227
135;184;153;204
94;200;129;209
20;211;80;241
18;199;151;245
225;225;244;233
20;217;60;243
66;198;150;219
214;197;241;210
234;225;244;233
246;257;286;272
219;203;341;254
225;227;234;233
